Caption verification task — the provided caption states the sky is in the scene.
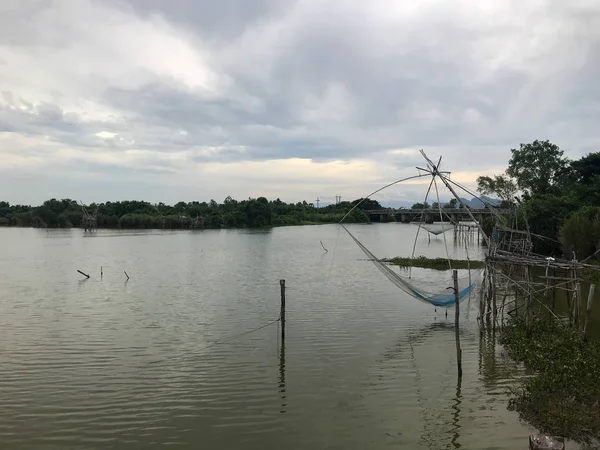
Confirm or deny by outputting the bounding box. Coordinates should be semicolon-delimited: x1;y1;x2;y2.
1;0;599;206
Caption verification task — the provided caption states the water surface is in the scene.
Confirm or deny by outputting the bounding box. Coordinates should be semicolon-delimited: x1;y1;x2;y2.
0;224;536;449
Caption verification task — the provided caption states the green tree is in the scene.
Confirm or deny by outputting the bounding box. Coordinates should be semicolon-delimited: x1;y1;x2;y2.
560;206;600;260
568;152;600;206
223;196;237;210
476;174;517;204
443;198;458;209
411;202;430;209
33;206;57;227
524;195;579;256
506;140;570;197
350;198;382;210
245;197;272;227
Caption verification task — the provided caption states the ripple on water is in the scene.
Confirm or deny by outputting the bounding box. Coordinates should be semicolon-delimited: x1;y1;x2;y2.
0;226;535;449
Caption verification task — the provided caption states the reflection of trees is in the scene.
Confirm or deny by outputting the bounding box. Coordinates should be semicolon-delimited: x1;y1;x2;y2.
478;325;524;393
380;322;470;363
369;320;524;449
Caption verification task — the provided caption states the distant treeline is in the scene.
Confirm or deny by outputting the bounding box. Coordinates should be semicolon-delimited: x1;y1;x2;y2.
0;197;385;229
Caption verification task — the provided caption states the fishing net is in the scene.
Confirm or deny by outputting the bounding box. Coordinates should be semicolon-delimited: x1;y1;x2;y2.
341;225;479;307
418;223;453;236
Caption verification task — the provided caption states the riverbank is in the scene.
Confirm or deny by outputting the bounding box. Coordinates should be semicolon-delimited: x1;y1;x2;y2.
499;317;600;447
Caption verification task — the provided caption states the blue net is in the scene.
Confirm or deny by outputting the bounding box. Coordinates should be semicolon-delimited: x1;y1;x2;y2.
341;224;478;308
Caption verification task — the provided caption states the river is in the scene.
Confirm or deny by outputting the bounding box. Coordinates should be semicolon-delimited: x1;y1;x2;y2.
0;224;536;449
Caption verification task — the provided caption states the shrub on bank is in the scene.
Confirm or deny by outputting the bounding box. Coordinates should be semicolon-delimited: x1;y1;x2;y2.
500;317;600;447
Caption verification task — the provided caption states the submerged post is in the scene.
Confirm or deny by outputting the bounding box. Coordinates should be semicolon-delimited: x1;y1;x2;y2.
453;269;463;379
280;279;286;340
77;269;90;279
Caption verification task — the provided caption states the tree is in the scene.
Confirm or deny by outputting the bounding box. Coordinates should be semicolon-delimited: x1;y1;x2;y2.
568;152;600;206
223;196;238;212
506;140;570;196
411;202;430;209
350;198;382;210
443;198;458;209
560;206;600;260
570;152;600;183
476;174;518;204
174;201;187;213
245;197;272;227
524;195;579;256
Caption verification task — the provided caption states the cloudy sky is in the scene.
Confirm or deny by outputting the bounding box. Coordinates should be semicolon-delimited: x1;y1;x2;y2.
1;0;599;206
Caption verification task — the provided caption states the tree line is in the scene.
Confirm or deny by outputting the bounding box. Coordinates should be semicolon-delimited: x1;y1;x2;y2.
0;197;382;229
476;140;600;260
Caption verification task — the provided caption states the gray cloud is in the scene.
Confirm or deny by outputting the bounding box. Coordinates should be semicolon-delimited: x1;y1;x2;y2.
1;0;600;204
110;0;291;42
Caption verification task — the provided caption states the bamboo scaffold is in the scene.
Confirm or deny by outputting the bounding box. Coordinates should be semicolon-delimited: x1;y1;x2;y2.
477;204;600;333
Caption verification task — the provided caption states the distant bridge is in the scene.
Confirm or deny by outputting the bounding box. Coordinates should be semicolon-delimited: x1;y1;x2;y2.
366;208;510;224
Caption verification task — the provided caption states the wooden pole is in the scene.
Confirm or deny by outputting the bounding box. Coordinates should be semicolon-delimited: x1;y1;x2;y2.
551;268;557;312
77;270;90;279
576;282;582;330
525;266;533;332
570;252;577;327
486;270;493;327
479;267;487;330
124;271;130;280
453;270;463;379
101;266;103;278
492;269;498;326
278;279;287;411
584;284;596;337
280;279;286;340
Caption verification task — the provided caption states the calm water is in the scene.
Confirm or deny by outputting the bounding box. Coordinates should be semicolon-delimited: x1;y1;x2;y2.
0;224;536;449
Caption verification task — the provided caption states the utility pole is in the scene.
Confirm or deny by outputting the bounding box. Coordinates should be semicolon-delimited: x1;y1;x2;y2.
335;194;342;205
315;197;320;208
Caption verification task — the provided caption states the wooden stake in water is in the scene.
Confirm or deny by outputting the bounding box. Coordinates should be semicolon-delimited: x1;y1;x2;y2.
320;241;328;253
278;279;287;412
576;282;582;330
492;269;498;325
280;279;286;340
453;269;463;379
77;270;90;279
584;284;596;337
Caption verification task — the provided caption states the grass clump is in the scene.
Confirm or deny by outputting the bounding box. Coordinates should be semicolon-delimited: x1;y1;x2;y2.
383;256;485;270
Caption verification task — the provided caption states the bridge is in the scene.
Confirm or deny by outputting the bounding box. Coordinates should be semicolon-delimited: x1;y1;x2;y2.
366;208;510;224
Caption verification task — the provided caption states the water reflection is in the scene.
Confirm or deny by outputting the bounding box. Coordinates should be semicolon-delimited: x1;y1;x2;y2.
278;321;286;414
0;225;536;449
371;321;472;449
450;377;463;449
